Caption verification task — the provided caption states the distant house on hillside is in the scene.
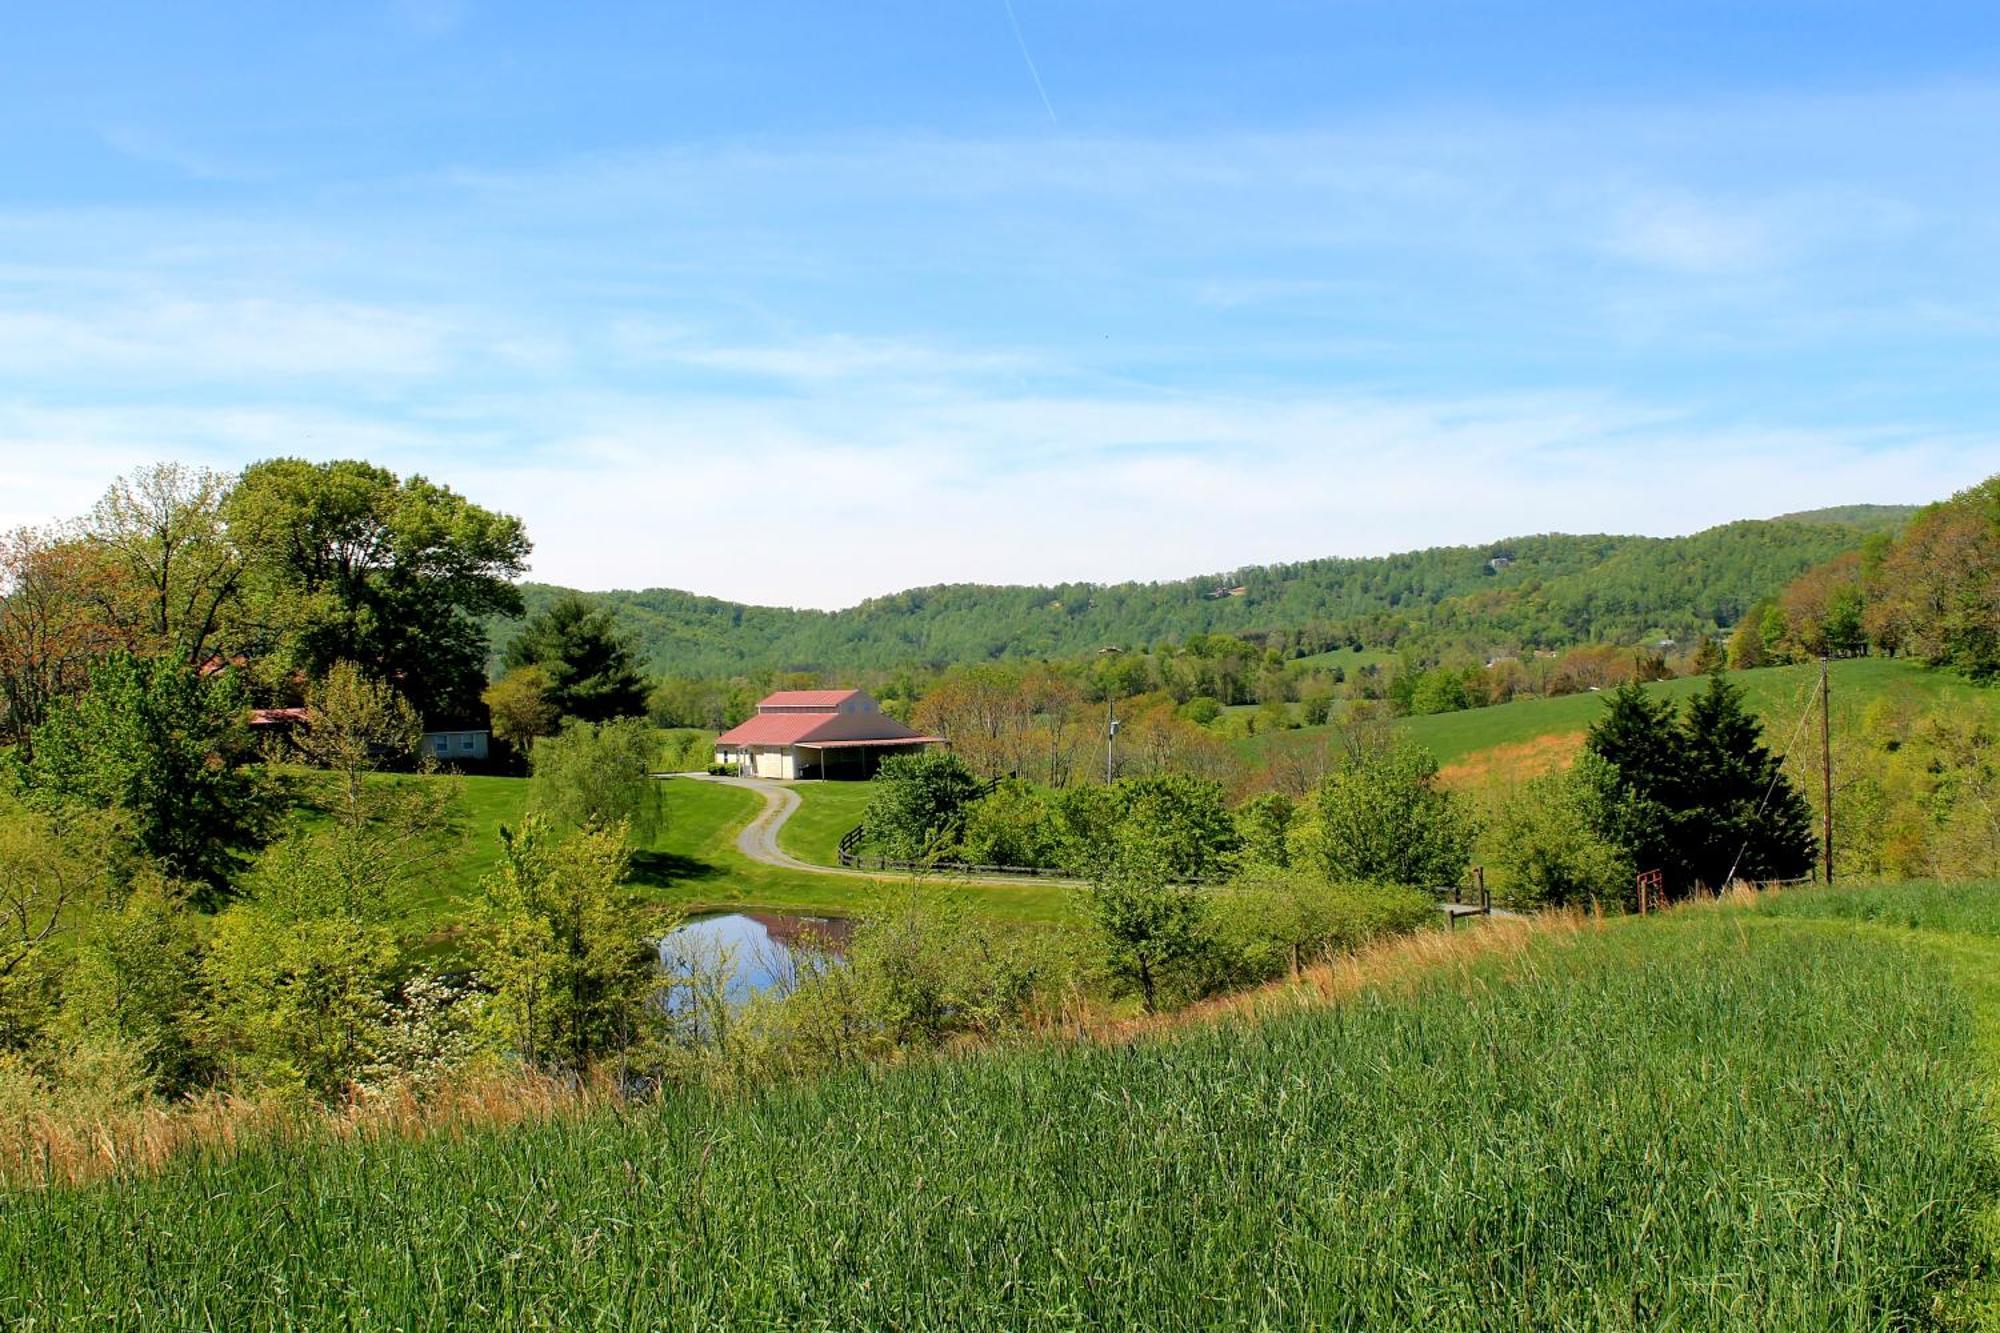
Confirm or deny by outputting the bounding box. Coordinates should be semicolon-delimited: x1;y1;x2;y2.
425;728;490;763
714;689;940;780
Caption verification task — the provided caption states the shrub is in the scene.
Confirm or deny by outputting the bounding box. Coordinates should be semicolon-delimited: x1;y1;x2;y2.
1213;867;1435;984
958;781;1060;868
863;750;983;861
1295;743;1477;890
1488;754;1635;909
528;717;663;846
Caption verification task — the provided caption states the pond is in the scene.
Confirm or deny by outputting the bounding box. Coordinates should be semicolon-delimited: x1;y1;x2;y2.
656;911;853;1008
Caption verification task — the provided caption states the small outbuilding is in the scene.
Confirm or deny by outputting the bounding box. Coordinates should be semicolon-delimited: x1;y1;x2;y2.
714;689;940;780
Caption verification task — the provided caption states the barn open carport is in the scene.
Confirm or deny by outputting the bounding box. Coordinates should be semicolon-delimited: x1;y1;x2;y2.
797;735;943;780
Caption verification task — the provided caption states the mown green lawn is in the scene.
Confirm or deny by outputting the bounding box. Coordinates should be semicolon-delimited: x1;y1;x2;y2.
9;883;1995;1327
351;772;1074;941
775;780;875;866
1247;657;1996;770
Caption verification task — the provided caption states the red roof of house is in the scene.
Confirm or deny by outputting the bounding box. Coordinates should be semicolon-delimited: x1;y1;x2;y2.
756;689;863;710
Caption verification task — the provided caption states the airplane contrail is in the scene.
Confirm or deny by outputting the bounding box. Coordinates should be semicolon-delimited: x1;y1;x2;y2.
1002;0;1059;125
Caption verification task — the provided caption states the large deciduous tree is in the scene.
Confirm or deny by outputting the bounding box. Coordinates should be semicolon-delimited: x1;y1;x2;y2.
0;527;119;748
225;458;530;725
81;462;243;667
864;750;985;861
1866;475;2000;679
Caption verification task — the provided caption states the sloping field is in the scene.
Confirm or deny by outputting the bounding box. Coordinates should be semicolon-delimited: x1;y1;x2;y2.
7;887;1994;1329
1253;658;1996;777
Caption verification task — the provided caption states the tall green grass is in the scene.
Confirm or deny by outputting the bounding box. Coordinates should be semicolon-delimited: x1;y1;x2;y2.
1755;879;2000;938
4;911;1988;1328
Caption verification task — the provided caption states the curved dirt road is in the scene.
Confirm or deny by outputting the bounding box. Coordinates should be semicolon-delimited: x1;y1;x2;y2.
675;773;1082;888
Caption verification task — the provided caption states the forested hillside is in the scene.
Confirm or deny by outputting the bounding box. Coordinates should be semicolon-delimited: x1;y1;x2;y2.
512;513;1903;676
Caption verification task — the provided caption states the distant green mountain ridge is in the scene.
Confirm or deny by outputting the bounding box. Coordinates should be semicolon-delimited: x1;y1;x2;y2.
499;510;1890;678
1770;504;1918;534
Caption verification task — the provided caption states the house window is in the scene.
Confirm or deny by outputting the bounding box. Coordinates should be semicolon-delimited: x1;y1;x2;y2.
433;738;449;755
461;736;476;752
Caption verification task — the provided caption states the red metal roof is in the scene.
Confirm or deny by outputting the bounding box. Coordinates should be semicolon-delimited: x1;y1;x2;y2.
715;712;845;746
756;689;863;711
716;702;930;749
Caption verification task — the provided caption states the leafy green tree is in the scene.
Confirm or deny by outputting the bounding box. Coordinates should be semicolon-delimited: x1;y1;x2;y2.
501;594;650;723
483;665;561;749
22;652;266;898
225;458;530;725
81;462;243;667
59;874;213;1096
527;718;663;846
292;662;424;814
958;781;1059;868
1079;834;1213;1014
1726;613;1768;669
205;830;406;1101
1235;792;1296;868
1488;755;1635;908
1408;669;1472;716
1866;474;2000;679
0;794;121;1053
1297;744;1477;889
864;750;984;861
476;814;661;1071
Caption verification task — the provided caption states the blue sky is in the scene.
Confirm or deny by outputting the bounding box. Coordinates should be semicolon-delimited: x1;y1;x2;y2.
3;2;1997;607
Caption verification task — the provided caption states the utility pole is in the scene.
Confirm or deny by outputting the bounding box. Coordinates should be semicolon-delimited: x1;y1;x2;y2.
1820;654;1834;886
1099;645;1123;783
1106;696;1119;784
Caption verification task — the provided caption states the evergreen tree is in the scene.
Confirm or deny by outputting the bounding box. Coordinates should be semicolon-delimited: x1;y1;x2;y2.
1583;682;1683;883
1585;674;1816;897
501;594;650;724
1673;672;1816;888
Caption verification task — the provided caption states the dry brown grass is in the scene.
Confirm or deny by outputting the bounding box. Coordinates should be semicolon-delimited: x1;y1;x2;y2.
1437;729;1585;789
0;1067;615;1191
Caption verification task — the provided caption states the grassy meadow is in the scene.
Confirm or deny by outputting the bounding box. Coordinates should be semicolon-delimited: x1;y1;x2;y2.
1249;657;1999;783
5;885;1996;1328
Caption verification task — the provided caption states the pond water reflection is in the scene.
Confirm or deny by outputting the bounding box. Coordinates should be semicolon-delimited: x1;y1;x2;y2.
656;912;852;1008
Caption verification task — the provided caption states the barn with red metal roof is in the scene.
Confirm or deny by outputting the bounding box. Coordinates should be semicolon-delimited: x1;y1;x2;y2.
714;689;940;780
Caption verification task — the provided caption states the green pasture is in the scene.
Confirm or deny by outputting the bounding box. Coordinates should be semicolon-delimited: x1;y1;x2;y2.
1249;657;1994;770
775;780;875;866
319;772;1072;942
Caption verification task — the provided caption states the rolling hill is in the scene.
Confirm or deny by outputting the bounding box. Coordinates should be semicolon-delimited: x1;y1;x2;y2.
502;508;1911;678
